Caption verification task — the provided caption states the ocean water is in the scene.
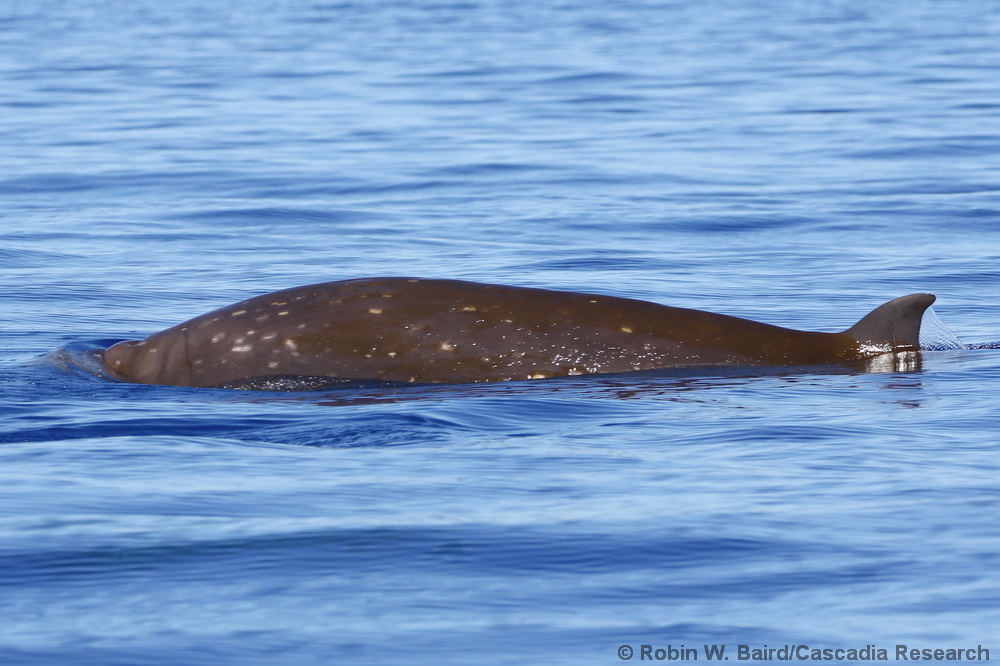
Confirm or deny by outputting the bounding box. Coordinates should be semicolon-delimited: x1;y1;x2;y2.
2;1;999;664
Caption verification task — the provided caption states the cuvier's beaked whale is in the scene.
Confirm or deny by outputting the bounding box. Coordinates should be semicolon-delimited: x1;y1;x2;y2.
100;278;936;388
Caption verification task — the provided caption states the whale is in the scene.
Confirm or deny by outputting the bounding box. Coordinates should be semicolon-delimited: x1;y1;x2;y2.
99;277;936;388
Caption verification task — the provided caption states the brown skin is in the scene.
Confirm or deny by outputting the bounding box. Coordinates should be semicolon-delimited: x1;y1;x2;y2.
102;278;934;388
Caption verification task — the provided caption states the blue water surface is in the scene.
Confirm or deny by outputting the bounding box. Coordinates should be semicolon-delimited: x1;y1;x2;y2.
2;1;999;664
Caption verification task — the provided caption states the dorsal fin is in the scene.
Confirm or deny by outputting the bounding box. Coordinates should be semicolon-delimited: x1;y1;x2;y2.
845;293;936;351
